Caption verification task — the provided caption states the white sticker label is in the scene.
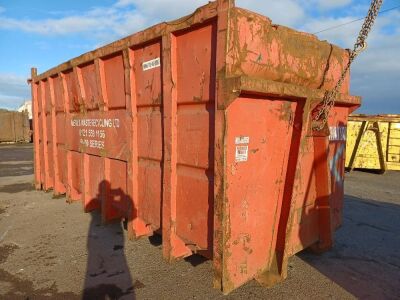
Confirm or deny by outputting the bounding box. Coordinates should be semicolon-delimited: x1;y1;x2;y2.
142;57;160;71
235;145;248;162
235;136;250;144
329;126;347;141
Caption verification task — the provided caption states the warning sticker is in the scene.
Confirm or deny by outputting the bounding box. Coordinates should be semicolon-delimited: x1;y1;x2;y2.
142;57;161;71
235;136;250;144
329;126;347;141
235;145;248;162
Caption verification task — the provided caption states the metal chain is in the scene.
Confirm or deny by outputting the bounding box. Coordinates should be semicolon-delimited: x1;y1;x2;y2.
313;0;384;130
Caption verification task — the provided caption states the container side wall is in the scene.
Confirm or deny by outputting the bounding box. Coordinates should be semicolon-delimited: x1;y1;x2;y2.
0;112;17;142
345;116;400;171
1;112;29;142
387;121;400;170
286;106;356;259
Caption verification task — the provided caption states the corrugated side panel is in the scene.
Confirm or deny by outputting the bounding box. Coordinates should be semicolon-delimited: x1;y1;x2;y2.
174;22;217;253
134;40;163;231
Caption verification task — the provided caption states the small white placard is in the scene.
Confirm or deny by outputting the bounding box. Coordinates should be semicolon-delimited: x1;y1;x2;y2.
235;136;250;144
235;145;248;162
142;57;161;71
329;126;347;141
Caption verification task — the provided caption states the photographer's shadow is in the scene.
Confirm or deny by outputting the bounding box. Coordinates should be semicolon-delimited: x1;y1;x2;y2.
82;180;135;300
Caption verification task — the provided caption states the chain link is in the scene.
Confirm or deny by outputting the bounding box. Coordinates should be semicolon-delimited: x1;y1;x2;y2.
313;0;383;130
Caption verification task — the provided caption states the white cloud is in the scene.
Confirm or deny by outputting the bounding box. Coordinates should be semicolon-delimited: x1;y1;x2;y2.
129;0;208;20
0;73;31;110
0;10;145;36
0;0;305;36
0;1;211;37
0;0;306;36
302;9;400;114
236;0;306;27
302;16;362;47
313;0;352;10
114;0;135;7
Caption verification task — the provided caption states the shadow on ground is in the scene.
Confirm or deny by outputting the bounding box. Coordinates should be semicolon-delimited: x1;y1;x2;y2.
82;211;136;300
299;194;400;299
81;180;138;299
0;182;34;193
0;163;33;177
0;243;79;299
0;144;34;177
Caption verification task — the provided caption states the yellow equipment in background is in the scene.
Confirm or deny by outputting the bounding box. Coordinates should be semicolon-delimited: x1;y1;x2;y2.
346;114;400;172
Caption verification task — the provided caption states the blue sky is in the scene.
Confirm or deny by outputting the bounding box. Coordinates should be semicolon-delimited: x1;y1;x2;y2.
0;0;399;113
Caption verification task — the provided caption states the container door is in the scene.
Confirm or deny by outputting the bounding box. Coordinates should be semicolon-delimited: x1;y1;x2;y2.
219;96;302;293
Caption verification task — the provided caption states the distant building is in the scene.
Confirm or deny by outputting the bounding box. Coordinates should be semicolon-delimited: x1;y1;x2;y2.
17;100;32;119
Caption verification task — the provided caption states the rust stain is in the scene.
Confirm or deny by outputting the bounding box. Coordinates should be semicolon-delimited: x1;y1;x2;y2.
226;7;350;93
250;148;259;154
278;101;293;122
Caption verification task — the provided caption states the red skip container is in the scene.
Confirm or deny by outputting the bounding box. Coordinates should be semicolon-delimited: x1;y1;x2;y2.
30;0;360;293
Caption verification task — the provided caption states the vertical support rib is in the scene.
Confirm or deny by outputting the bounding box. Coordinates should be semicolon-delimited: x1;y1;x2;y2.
39;81;50;190
122;49;152;238
213;0;232;293
83;153;90;209
162;32;192;261
95;58;109;110
95;58;106;216
48;77;63;195
74;66;85;204
61;72;78;201
123;49;135;234
102;157;111;222
94;58;110;218
59;72;69;196
31;68;42;189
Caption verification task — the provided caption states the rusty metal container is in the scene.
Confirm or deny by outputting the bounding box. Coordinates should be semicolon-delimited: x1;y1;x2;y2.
346;114;400;172
30;0;360;293
0;109;31;143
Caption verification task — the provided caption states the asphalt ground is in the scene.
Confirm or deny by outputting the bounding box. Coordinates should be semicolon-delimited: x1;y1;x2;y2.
0;144;399;299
